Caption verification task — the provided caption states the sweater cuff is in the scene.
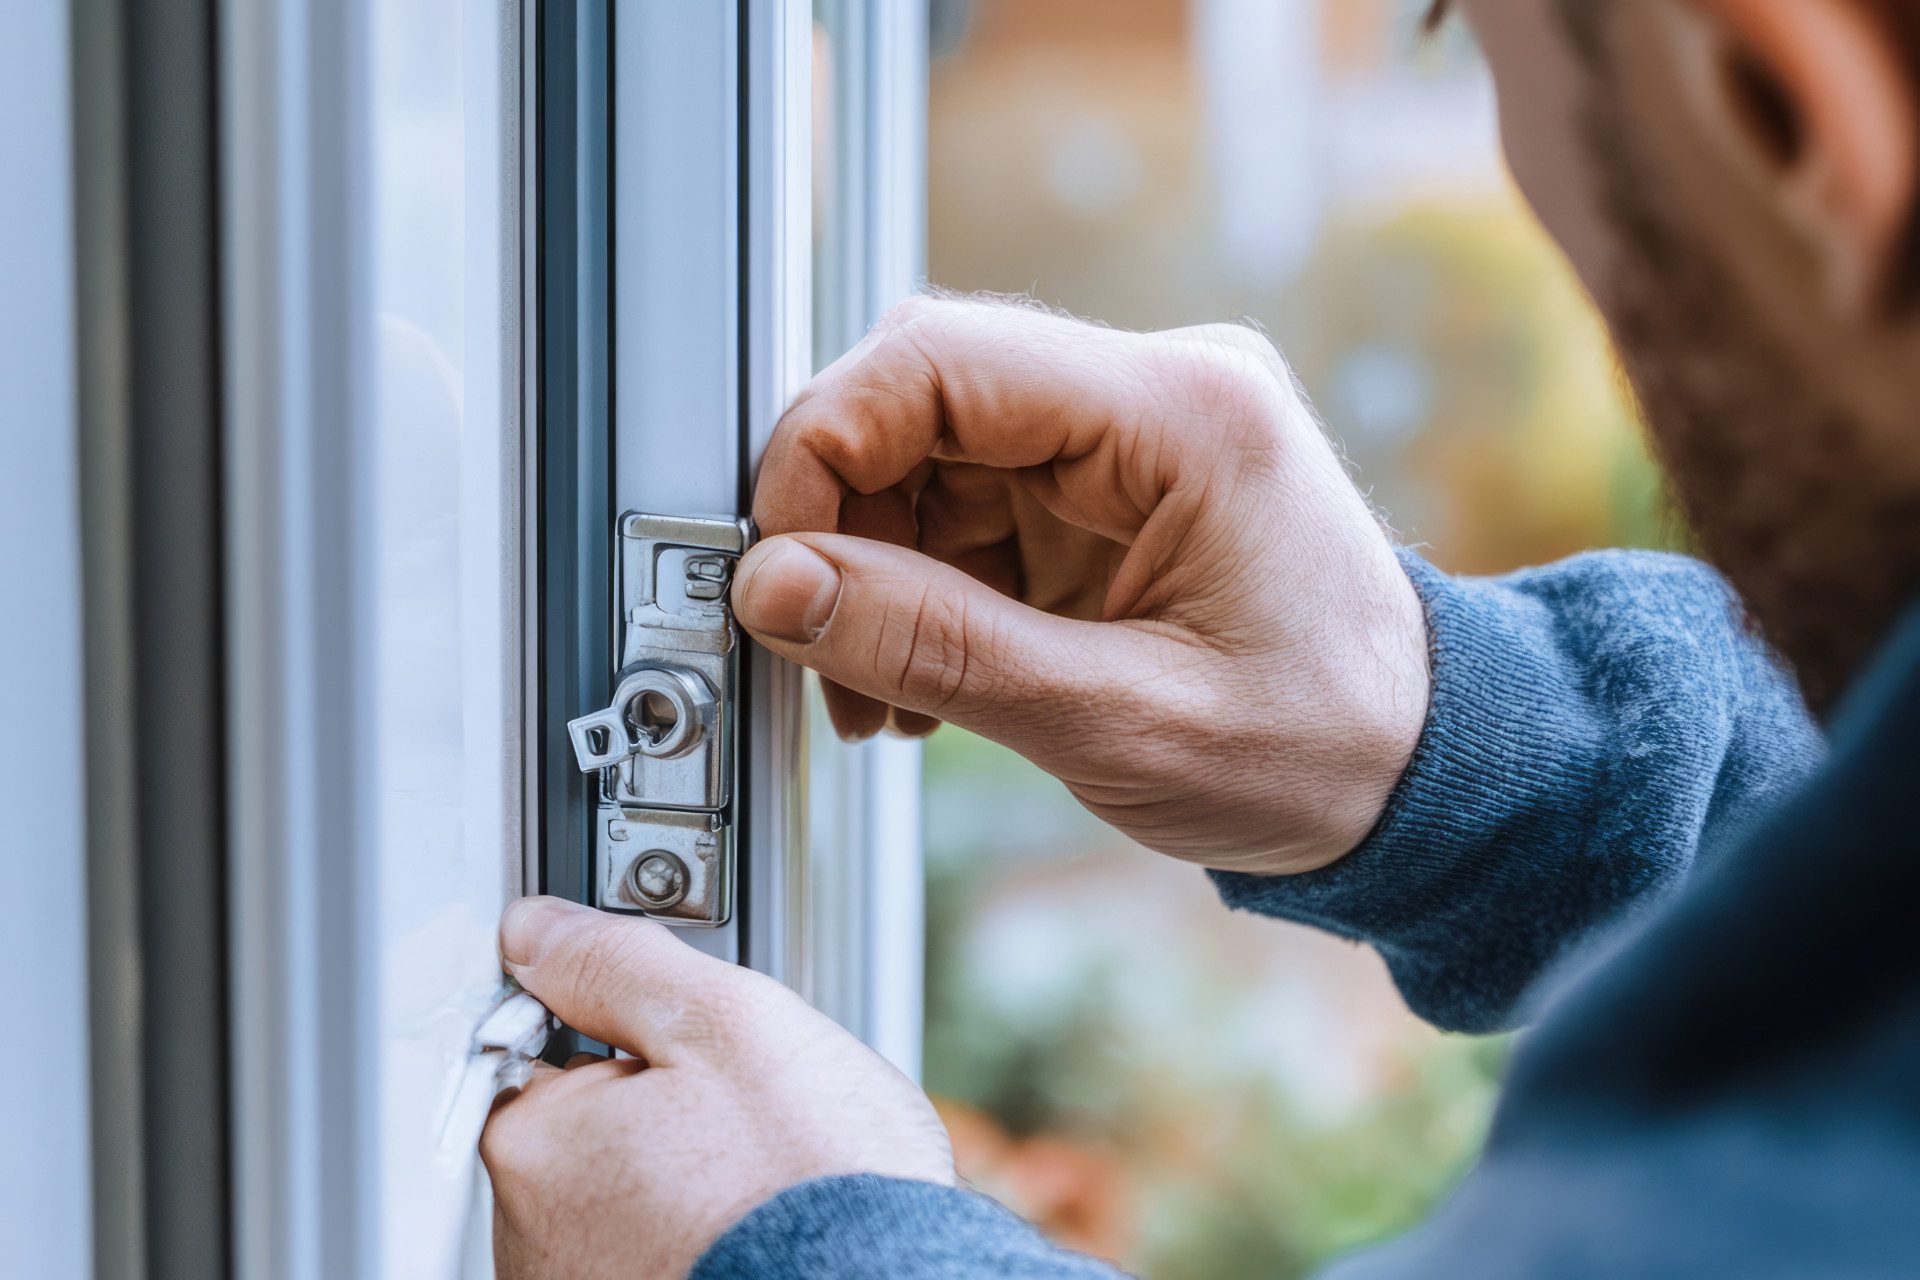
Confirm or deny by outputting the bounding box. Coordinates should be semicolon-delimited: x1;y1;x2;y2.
1209;550;1613;1033
692;1174;1122;1280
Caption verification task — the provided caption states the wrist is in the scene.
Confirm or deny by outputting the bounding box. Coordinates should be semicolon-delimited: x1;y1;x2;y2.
1265;556;1432;876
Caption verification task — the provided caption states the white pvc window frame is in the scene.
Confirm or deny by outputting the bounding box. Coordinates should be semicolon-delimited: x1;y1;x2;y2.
807;0;931;1078
608;0;812;974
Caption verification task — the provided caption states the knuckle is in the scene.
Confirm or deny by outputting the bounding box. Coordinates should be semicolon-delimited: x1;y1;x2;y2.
644;960;788;1065
887;587;981;712
805;339;944;465
600;916;678;978
789;415;857;471
1161;339;1293;450
552;915;672;1006
1194;342;1282;410
1195;321;1285;366
875;294;943;330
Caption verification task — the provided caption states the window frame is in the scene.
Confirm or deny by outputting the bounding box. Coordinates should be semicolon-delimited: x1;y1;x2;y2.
536;0;930;1048
807;0;931;1077
39;1;934;1273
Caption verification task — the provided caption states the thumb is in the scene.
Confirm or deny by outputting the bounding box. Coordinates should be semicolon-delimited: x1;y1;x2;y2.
499;896;749;1063
732;533;1116;749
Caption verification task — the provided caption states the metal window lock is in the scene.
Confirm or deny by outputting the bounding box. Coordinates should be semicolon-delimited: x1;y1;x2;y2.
566;512;750;926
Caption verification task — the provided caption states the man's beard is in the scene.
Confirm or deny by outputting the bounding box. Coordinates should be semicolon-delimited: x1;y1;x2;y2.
1590;128;1920;715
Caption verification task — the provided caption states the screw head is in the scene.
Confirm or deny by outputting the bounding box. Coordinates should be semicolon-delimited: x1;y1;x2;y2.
625;850;689;911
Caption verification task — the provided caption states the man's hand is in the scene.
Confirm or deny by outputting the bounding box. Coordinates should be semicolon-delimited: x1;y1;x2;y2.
481;897;954;1279
734;296;1429;875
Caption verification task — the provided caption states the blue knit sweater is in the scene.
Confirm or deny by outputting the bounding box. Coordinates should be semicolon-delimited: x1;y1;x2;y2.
695;549;1920;1278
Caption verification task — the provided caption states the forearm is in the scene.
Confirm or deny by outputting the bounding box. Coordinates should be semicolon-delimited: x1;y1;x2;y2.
693;1176;1128;1280
1213;549;1823;1033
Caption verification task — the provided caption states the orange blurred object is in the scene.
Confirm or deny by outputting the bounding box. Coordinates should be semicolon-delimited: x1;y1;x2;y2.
934;1097;1137;1263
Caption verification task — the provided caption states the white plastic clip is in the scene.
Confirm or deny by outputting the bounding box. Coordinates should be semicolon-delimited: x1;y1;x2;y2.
473;990;554;1093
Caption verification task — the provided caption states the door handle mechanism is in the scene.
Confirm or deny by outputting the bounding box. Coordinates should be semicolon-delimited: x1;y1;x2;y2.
566;512;750;926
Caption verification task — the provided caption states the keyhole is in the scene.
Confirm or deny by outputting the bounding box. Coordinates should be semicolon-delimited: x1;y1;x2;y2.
631;689;681;747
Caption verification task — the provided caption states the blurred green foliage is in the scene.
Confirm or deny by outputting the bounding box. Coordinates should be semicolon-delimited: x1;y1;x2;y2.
922;729;1506;1278
1132;1041;1504;1279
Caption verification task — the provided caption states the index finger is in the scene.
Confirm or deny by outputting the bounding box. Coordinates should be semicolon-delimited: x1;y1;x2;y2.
754;297;1178;539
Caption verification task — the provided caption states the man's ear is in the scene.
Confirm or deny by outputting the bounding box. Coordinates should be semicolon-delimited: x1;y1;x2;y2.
1683;0;1920;312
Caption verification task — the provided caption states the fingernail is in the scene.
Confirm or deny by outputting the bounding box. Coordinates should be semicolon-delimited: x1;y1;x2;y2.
500;896;586;976
734;539;843;644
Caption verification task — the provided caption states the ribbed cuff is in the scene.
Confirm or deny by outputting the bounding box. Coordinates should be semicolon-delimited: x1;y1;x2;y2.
693;1175;1122;1280
1210;549;1619;1033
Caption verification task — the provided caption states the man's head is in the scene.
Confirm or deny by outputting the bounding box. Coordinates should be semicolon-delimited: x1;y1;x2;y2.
1444;0;1920;711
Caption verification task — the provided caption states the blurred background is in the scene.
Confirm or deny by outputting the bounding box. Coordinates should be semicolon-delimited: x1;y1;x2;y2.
904;1;1677;1275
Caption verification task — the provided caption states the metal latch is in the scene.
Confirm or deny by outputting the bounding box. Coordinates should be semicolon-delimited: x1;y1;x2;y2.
567;512;749;925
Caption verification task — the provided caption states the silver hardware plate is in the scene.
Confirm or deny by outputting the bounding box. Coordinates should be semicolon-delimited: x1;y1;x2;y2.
567;512;750;925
